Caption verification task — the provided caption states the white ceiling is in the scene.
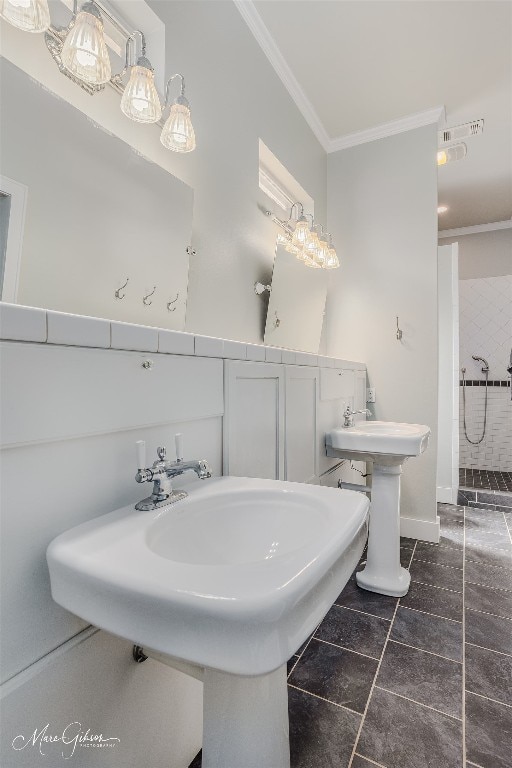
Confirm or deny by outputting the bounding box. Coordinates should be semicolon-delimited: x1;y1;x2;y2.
242;0;512;231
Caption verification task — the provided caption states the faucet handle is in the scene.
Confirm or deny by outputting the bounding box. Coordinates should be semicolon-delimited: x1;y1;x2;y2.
136;440;146;470
157;447;167;461
175;433;183;463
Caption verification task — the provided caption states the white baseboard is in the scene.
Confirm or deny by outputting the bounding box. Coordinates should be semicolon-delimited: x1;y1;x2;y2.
437;485;458;504
400;515;440;543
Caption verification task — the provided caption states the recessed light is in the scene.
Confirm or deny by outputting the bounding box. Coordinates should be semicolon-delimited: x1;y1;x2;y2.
437;205;449;214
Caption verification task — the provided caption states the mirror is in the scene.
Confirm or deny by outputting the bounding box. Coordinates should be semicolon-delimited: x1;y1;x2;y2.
263;242;327;353
0;58;193;330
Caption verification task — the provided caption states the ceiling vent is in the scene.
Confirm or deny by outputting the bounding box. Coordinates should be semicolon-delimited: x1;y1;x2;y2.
438;119;484;145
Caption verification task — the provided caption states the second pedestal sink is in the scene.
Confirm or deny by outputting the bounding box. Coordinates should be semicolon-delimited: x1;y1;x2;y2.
327;420;431;597
47;476;369;768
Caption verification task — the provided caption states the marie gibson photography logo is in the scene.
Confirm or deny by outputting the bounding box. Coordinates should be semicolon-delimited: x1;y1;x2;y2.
11;722;121;760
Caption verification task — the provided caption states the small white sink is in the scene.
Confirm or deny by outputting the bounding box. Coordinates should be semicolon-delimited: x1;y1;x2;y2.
47;476;368;677
327;420;430;464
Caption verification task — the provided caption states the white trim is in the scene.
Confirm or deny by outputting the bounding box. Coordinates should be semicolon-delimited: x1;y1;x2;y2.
328;106;446;152
233;0;331;152
234;2;446;153
0;176;28;304
438;219;512;239
0;626;99;698
400;514;440;543
437;486;458;505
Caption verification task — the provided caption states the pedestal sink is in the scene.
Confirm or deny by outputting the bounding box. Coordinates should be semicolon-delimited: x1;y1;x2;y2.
326;421;430;597
47;476;369;768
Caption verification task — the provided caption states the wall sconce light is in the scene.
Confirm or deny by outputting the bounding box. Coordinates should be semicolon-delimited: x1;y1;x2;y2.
1;0;196;153
160;74;196;153
0;0;50;32
61;1;111;85
265;203;340;270
120;31;161;124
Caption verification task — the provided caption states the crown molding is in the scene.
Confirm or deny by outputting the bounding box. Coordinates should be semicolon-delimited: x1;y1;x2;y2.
438;219;512;239
233;0;331;152
234;1;445;154
328;106;446;153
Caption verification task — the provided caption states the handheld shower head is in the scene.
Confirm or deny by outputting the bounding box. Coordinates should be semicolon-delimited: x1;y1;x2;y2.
472;355;489;373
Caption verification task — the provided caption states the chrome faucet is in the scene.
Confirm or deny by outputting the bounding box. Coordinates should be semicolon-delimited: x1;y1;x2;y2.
135;433;211;511
343;406;371;428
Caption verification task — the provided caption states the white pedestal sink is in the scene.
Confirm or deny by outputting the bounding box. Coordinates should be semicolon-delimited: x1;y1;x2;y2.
326;421;430;597
47;476;369;768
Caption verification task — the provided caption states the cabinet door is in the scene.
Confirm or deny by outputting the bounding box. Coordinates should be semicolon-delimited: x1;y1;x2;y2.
223;360;284;479
285;366;319;483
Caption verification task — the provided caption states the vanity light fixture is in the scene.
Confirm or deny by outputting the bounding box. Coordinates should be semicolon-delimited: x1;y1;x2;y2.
0;0;50;32
61;1;111;85
437;205;449;214
289;203;311;251
266;204;339;270
1;0;196;153
160;74;196;153
120;31;161;124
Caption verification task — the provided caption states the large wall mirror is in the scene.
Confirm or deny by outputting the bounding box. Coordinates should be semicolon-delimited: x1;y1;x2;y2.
263;242;327;353
0;58;193;330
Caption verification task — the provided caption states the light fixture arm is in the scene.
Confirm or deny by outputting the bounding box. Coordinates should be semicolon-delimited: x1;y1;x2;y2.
288;201;304;223
164;73;186;107
124;30;147;68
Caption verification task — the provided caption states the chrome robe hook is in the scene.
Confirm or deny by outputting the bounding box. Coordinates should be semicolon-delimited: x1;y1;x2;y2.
143;286;156;306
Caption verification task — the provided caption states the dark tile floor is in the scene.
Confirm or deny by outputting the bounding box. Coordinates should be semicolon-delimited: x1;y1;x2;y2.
459;467;512;493
190;499;512;768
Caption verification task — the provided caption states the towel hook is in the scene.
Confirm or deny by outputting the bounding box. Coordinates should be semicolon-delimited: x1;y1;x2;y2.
143;286;157;306
396;316;403;341
167;292;179;312
115;277;129;300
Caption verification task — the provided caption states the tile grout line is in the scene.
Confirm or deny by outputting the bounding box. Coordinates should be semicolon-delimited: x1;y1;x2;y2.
465;606;512;622
354;753;388;768
410;578;463;595
398;604;462;624
286;621;321;680
465;641;512;658
387;638;462;664
412;557;464;572
312;636;380;662
346;540;418;768
465;689;512;709
374;685;463;722
286;682;361;717
333;603;392;623
462;505;467;767
465;578;512;594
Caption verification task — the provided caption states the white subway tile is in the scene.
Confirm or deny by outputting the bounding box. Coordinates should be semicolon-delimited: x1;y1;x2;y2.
110;321;158;352
223;340;247;360
194;335;224;358
0;303;47;342
158;330;195;356
281;350;296;365
47;311;110;348
265;347;282;364
246;344;266;362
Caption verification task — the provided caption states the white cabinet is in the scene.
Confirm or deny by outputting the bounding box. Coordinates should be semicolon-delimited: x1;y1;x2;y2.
223;361;285;479
285;366;319;483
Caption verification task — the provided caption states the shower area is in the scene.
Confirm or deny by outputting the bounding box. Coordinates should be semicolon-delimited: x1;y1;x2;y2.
458;273;512;499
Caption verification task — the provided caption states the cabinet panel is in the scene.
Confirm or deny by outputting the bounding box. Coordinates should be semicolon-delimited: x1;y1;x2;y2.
285;366;319;483
223;361;284;479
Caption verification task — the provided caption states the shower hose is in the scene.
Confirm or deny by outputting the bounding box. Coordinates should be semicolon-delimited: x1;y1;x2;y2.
461;367;489;445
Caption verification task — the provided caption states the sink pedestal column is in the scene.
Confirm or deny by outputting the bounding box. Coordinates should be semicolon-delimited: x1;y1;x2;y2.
202;663;290;768
356;462;411;597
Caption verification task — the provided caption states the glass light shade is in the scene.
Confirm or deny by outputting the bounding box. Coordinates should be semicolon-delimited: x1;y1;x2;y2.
291;216;310;249
325;246;340;269
437;150;447;166
121;65;162;124
0;0;50;32
61;6;111;85
160;103;196;152
303;229;321;265
316;236;329;268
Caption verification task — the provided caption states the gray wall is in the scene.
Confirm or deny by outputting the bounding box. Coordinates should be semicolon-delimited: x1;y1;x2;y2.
440;228;512;279
147;0;327;343
324;126;439;529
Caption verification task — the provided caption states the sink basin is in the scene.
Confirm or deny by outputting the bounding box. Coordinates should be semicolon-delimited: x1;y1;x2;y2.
48;476;368;768
327;420;430;464
47;476;368;677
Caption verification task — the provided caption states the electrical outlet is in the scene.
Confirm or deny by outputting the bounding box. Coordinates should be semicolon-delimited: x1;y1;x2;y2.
366;387;376;403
